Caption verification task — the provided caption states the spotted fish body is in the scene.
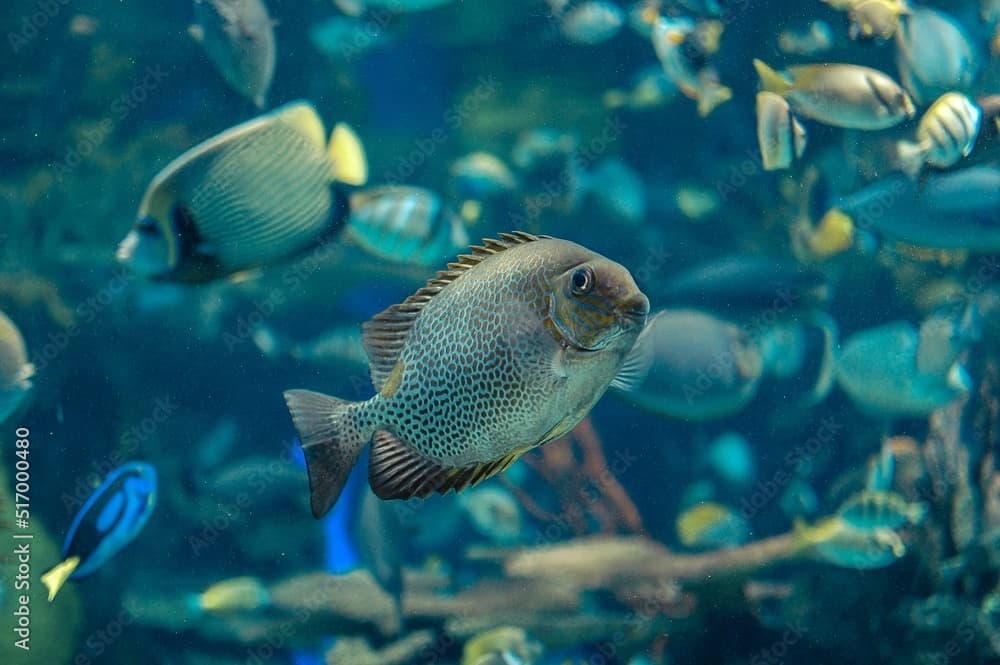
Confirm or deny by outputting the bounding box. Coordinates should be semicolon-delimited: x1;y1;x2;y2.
285;232;649;517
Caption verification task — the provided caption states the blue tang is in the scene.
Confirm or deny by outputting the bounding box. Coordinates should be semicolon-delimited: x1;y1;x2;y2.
41;462;157;601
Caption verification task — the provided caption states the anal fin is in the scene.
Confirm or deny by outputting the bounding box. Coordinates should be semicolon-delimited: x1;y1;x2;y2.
369;431;523;500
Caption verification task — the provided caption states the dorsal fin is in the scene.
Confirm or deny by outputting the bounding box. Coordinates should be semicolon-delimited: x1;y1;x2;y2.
361;231;545;390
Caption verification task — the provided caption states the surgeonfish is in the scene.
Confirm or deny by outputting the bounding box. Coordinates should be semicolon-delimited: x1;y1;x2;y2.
894;7;978;105
825;165;1000;250
753;59;915;130
756;91;807;171
117;101;367;283
0;310;34;424
836;320;971;417
838;490;927;531
896;92;981;177
346;186;470;267
284;232;650;516
613;308;838;420
41;462;157;601
189;0;276;108
612;309;765;421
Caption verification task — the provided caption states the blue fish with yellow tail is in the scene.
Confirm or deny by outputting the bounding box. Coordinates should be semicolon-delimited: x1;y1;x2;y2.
41;462;157;601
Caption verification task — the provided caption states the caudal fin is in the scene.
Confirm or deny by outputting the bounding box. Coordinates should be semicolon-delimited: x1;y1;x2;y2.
752;59;791;95
284;389;368;518
41;556;80;602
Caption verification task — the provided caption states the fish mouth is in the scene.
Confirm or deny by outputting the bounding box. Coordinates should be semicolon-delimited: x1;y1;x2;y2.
617;294;650;327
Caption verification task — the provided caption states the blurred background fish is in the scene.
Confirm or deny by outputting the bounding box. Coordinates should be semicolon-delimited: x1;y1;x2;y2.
345;185;470;267
0;311;33;424
190;0;277;108
41;463;157;601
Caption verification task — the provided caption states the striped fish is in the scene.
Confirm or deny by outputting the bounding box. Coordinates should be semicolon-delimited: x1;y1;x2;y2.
117;101;367;283
346;186;469;267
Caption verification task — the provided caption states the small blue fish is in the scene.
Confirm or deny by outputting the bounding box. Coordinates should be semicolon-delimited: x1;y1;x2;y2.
41;462;157;601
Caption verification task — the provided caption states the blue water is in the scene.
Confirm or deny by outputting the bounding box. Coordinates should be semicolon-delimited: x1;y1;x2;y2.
2;0;1000;664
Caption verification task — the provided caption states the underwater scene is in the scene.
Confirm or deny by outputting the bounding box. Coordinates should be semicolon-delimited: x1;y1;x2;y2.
2;0;1000;663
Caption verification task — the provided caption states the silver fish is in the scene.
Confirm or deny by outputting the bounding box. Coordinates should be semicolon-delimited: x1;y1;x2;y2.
284;232;649;516
190;0;276;108
754;59;915;130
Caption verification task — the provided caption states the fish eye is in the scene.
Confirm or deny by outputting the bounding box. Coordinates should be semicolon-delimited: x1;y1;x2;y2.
571;266;594;295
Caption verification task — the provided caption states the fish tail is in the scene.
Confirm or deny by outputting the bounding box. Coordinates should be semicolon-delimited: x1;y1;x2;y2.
328;123;368;187
284;389;370;518
752;59;791;95
895;139;926;178
40;556;80;602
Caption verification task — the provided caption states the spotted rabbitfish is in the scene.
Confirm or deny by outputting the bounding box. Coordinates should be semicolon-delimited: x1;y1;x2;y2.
284;232;650;517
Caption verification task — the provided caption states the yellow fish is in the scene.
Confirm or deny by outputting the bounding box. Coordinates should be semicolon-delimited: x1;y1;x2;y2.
195;576;271;614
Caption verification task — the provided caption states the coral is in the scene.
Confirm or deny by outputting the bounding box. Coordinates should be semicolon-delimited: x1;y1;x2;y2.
515;416;645;536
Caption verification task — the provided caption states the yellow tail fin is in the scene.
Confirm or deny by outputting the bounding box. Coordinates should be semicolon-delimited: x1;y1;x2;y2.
40;556;80;602
753;59;792;95
328;123;368;186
